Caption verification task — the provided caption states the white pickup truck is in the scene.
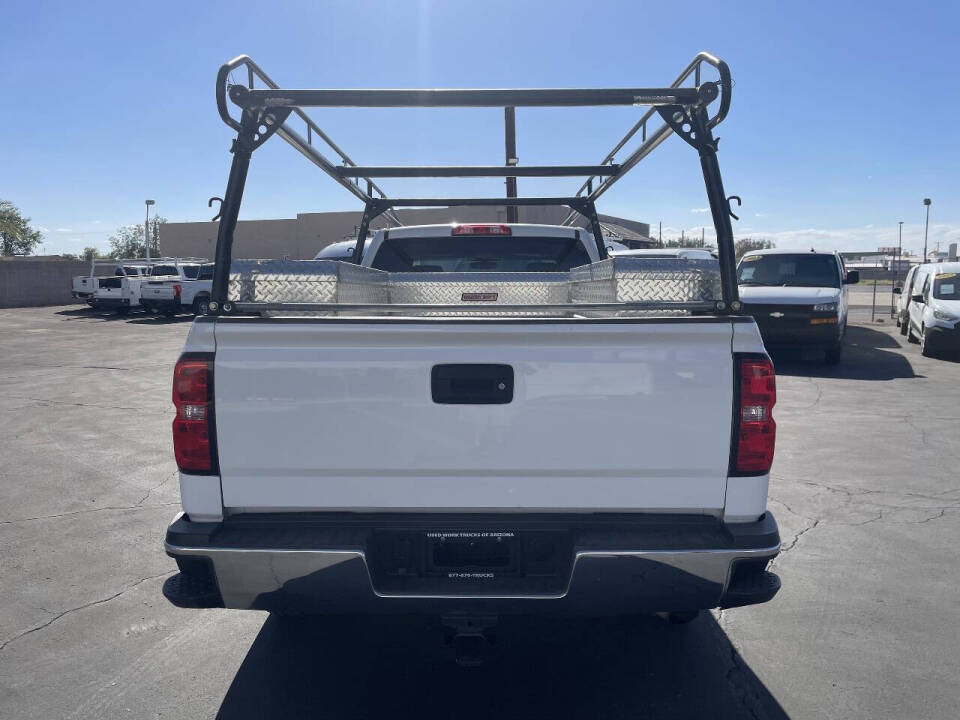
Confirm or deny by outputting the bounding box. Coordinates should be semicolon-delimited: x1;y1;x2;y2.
162;53;780;657
141;262;214;316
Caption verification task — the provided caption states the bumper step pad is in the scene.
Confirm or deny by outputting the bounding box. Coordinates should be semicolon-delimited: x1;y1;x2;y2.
720;569;781;609
162;569;223;609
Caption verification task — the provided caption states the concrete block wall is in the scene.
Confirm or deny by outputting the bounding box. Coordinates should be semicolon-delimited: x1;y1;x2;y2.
0;258;90;308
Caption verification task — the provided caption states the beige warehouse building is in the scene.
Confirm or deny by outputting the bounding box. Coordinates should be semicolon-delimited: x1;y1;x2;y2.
160;207;654;260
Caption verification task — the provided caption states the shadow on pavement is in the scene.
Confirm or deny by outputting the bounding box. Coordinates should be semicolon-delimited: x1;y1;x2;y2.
127;313;194;325
216;613;788;719
54;307;134;322
773;325;919;381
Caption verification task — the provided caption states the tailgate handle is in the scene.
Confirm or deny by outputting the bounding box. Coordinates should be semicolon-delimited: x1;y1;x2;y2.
432;364;513;405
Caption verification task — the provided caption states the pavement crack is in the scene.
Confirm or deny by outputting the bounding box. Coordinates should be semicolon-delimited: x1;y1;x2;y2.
0;571;173;654
0;501;179;526
778;518;820;554
1;394;169;414
134;470;179;506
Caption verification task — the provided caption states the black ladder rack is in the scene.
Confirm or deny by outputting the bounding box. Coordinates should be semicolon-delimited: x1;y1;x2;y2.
210;52;741;314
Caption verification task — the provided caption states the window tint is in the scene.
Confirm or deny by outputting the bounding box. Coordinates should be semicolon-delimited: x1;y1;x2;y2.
197;264;215;280
738;254;841;288
182;265;200;279
151;265;177;276
370;235;590;273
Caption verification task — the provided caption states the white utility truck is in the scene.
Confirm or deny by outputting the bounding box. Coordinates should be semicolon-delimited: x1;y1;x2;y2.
72;259;150;306
140;261;213;316
162;53;780;662
75;259;155;314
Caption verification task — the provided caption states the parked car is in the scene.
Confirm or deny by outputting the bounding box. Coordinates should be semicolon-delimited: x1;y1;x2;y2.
313;239;358;261
901;262;960;357
895;264;920;334
141;262;213;316
611;247;717;260
737;249;858;364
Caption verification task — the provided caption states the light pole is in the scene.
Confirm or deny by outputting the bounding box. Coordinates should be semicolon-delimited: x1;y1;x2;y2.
922;198;931;262
144;199;155;261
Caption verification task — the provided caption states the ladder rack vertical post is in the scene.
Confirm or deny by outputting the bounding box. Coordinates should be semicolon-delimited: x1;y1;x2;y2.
504;107;518;223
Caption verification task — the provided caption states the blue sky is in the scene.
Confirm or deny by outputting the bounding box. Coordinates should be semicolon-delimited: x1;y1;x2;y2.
2;0;958;256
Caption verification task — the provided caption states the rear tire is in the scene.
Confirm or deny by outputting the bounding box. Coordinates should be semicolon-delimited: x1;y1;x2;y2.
192;296;210;316
116;307;129;316
824;342;842;365
899;316;908;335
921;328;936;357
906;322;919;343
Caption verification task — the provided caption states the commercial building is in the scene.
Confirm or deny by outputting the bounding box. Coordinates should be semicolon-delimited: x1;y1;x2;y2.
159;208;654;260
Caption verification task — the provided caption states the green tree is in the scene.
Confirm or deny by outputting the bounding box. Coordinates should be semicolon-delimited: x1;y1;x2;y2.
108;217;166;259
81;246;104;261
735;237;774;261
0;200;44;256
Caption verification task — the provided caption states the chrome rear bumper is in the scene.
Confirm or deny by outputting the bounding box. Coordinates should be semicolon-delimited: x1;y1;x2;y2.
163;512;780;615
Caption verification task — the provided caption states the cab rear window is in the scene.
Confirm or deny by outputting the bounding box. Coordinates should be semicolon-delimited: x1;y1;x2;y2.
370;235;590;273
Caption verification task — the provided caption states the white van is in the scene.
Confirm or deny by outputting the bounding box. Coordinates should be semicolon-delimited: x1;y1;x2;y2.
902;262;960;357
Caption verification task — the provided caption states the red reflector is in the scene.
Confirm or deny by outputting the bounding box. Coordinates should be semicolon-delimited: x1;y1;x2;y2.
451;224;511;236
735;357;776;473
172;357;213;472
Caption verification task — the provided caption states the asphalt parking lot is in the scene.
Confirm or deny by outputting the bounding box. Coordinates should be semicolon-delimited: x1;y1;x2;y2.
1;305;958;719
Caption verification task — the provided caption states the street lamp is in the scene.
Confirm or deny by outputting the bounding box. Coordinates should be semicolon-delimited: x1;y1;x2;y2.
922;198;931;262
144;199;155;262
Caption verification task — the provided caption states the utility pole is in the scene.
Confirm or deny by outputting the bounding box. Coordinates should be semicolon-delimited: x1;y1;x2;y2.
701;227;705;247
892;220;903;318
922;198;931;262
504;107;518;223
681;229;685;244
144;199;155;261
658;221;662;247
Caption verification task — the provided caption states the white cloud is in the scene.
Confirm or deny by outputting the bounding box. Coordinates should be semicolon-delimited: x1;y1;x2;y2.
690;207;709;213
754;213;767;218
638;222;960;255
54;227;73;233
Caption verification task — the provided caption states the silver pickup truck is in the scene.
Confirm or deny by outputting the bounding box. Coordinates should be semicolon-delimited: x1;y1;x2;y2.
162;53;780;660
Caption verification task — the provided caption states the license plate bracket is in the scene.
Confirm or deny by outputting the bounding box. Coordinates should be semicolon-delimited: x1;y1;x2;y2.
426;531;517;577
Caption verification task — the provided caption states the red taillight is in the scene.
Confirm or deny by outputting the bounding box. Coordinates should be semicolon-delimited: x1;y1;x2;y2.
451;224;511;236
172;357;214;473
734;356;776;473
174;284;182;300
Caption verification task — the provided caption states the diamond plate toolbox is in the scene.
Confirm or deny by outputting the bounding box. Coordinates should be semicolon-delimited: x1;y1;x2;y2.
569;257;721;304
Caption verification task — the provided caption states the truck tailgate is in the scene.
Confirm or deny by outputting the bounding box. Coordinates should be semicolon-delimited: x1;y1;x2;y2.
142;282;176;301
213;320;734;513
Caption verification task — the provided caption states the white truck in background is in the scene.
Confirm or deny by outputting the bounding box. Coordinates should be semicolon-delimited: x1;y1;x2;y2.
72;259;155;314
140;261;213;316
162;52;781;663
72;259;149;304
